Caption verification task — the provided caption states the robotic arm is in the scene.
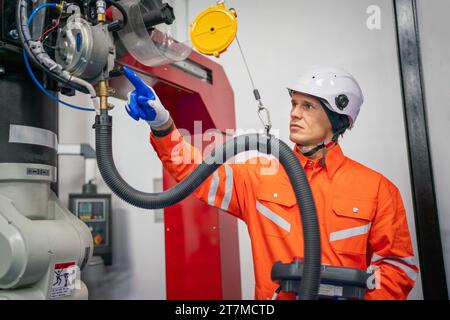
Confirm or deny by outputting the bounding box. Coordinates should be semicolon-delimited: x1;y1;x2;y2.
0;0;183;300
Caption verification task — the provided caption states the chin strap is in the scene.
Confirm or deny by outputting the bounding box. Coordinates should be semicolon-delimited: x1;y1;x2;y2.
298;129;345;167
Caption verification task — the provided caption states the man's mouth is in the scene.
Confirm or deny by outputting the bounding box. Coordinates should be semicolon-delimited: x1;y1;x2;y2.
290;124;304;130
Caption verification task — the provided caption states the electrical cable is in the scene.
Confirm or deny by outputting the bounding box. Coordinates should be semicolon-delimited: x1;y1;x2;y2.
16;0;90;94
42;30;57;49
39;13;62;42
23;3;95;112
38;13;59;46
39;12;61;51
23;51;95;112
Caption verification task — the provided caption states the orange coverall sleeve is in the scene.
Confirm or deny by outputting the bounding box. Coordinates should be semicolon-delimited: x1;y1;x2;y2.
365;177;419;300
149;126;254;221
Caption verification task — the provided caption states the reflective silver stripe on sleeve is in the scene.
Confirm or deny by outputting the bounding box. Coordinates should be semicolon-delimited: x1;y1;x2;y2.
208;170;219;206
256;201;291;232
329;223;372;242
221;164;233;211
371;253;418;267
380;259;418;281
9;125;58;150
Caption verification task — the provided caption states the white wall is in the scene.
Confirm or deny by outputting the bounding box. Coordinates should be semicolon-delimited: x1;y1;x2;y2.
57;0;428;299
416;0;450;296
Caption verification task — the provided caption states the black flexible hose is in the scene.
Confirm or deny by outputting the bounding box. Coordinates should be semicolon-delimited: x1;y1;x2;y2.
94;113;321;300
15;0;89;94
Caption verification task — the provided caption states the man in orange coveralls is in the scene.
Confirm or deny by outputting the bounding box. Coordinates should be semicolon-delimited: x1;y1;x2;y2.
125;65;418;300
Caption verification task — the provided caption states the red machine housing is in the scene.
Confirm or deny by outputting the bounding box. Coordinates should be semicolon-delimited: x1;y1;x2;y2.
115;51;242;299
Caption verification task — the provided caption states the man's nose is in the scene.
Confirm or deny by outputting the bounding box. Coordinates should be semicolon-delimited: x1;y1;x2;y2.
291;105;304;120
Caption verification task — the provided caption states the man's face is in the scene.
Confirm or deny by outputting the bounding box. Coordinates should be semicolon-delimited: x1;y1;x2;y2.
289;91;333;146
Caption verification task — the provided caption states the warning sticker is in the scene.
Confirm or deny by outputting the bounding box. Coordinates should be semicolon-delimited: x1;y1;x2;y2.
49;262;79;300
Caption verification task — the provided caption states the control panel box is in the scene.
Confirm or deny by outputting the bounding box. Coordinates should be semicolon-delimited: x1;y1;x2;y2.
69;193;112;265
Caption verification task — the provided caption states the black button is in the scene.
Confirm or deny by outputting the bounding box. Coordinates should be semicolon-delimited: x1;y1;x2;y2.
335;95;349;110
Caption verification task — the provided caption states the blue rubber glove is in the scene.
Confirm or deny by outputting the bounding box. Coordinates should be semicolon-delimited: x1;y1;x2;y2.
123;66;170;127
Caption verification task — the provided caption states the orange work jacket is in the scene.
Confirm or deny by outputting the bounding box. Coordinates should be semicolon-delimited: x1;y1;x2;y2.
150;126;418;300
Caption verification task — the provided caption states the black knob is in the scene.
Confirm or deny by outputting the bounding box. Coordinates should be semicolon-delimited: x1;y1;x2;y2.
335;94;349;110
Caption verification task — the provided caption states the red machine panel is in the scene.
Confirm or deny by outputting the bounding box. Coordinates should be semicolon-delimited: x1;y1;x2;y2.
116;50;242;299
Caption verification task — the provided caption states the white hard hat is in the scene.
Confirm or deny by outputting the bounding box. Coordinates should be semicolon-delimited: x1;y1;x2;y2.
287;66;364;127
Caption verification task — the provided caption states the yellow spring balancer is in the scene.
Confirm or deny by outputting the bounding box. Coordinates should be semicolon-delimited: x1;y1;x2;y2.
190;2;238;58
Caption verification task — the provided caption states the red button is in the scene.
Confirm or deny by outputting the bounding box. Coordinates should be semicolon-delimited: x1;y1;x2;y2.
94;234;104;245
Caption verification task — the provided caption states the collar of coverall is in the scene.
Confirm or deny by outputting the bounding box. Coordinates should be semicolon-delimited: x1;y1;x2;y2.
293;143;346;179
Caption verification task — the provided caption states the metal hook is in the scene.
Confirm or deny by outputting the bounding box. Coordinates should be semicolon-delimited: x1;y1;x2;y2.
257;105;272;135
